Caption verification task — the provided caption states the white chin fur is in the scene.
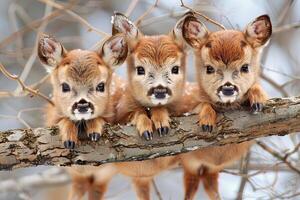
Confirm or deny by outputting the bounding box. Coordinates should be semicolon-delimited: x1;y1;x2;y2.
218;92;238;103
72;108;93;120
150;94;170;105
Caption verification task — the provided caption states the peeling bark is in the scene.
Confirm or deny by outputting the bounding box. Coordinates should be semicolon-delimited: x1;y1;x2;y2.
0;96;299;170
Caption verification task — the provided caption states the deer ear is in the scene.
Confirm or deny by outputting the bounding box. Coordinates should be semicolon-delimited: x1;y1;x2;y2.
182;15;208;49
245;15;272;48
38;34;66;73
170;12;195;48
111;12;142;49
100;34;128;69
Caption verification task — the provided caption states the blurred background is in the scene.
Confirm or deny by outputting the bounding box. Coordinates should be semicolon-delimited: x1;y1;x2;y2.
0;0;300;199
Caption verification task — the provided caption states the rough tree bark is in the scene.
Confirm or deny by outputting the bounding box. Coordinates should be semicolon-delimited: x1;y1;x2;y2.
0;96;299;170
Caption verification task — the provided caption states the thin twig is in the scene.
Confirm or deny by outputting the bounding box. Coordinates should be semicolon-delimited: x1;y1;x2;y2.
0;1;75;49
135;0;159;26
0;63;54;105
125;0;140;16
261;73;289;97
274;22;300;33
152;179;163;200
14;3;53;95
38;0;109;36
180;0;226;30
256;141;300;175
236;152;251;200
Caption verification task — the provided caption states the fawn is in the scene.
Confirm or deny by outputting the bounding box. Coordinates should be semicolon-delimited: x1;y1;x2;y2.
38;33;128;199
179;14;272;200
38;33;127;149
88;12;191;200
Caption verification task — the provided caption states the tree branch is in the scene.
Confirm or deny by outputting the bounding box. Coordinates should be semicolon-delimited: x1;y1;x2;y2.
0;96;299;170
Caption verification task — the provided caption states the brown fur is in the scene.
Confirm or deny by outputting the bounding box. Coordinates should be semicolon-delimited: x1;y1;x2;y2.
38;34;128;200
180;14;272;199
45;50;115;141
207;31;246;65
135;36;182;67
94;12;191;200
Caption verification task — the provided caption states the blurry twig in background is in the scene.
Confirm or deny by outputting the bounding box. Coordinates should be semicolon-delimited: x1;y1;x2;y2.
180;0;226;30
261;73;289;97
274;22;300;33
14;3;53;96
152;179;163;200
236;152;251;200
256;141;300;175
0;168;69;194
0;0;77;49
8;2;32;64
37;0;109;36
135;0;159;26
125;0;139;16
0;63;54;105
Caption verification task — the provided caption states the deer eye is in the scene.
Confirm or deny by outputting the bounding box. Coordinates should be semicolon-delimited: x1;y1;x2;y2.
96;82;105;92
136;66;145;75
206;65;215;74
171;66;179;74
241;64;249;73
61;83;70;92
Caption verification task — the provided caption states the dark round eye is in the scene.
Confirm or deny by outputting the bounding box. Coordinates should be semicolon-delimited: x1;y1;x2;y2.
136;66;145;75
61;83;70;92
171;66;179;74
241;64;249;73
206;65;215;74
96;82;105;92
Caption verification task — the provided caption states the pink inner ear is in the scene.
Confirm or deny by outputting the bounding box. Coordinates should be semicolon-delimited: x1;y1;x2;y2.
189;21;201;37
252;20;269;38
122;20;132;34
110;38;123;53
254;20;267;36
42;38;57;56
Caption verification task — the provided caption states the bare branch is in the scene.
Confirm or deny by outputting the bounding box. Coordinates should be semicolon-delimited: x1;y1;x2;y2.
256;141;300;175
125;0;140;16
180;0;226;30
37;0;109;36
0;96;299;170
0;63;54;105
261;73;289;97
274;22;300;34
135;0;159;26
0;1;75;49
236;152;251;200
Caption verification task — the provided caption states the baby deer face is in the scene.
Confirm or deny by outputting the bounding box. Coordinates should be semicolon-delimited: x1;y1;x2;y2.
112;13;186;107
38;34;127;121
182;15;272;104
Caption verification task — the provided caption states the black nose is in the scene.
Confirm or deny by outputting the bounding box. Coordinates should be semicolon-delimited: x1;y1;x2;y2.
77;99;89;113
221;83;236;96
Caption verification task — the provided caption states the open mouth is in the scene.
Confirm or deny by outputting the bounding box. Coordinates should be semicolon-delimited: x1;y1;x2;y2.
147;86;172;105
217;84;239;103
71;99;95;120
73;109;93;120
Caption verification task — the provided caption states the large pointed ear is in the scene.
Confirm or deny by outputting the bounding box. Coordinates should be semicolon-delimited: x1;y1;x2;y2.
111;12;142;48
100;34;128;69
170;11;195;48
38;34;66;72
38;34;66;73
182;15;209;49
245;15;272;48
